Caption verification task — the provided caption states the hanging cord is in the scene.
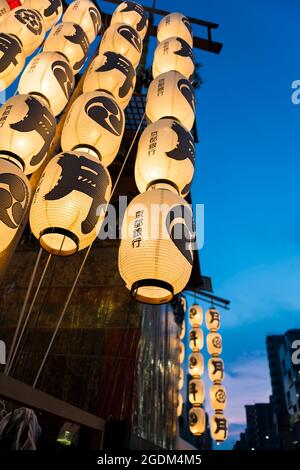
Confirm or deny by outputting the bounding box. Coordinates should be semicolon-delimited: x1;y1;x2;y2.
32;113;146;389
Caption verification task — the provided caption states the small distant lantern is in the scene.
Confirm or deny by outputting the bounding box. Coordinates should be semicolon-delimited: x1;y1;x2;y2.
208;357;224;384
210;412;228;442
153;37;194;81
0;159;31;253
189;406;205;436
0;33;25;91
180;296;187;312
178;367;184;390
207;332;223;357
189;304;203;327
157;13;193;47
23;0;62;31
61;90;125;167
111;1;148;40
83;52;136;109
118;189;194;304
134;118;194;197
0;7;45;56
146;71;195;131
99;22;142;68
179;319;185;340
210;384;227;412
189;378;205;405
188;352;204;378
0;94;56;175
18;51;75;116
30;151;111;256
63;0;101;43
0;0;10;25
189;328;204;351
177;393;183;417
43;22;89;74
179;341;185;364
205;308;221;331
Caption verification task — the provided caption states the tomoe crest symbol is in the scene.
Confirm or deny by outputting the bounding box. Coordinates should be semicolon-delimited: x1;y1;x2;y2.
174;37;194;62
96;52;135;99
119;2;147;33
117;25;141;52
166;204;194;265
84;96;124;136
0;173;29;229
51;60;74;99
44;0;61;19
64;24;89;71
89;6;101;36
15;9;43;36
0;33;22;73
177;78;195;111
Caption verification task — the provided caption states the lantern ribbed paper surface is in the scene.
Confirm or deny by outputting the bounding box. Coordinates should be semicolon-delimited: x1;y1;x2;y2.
189;407;205;436
207;332;223;357
23;0;62;31
157;13;193;47
153;36;194;80
189;379;205;405
210;412;228;442
189;304;203;327
99;22;142;69
188;352;204;377
0;33;25;91
210;384;227;412
208;357;224;384
118;188;194;304
110;1;148;40
63;0;101;43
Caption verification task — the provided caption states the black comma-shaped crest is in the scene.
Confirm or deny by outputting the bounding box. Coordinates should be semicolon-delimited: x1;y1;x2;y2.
89;6;101;36
177;78;195;111
166;204;194;265
0;33;22;73
117;25;141;52
44;0;61;18
166;121;194;163
96;52;135;99
182;16;193;36
51;60;74;99
120;1;147;33
64;24;89;71
15;9;43;36
85;95;124;136
174;37;194;62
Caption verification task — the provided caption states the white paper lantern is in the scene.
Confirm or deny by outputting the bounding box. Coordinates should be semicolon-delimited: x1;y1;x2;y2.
189;304;203;327
0;0;10;25
63;0;101;43
0;7;45;56
188;352;204;378
99;22;142;68
177;392;183;417
210;384;227;412
135;118;194;197
205;308;221;332
23;0;62;31
111;1;148;40
208;357;224;384
18;51;75;116
157;13;193;47
178;367;184;390
83;52;136;109
0;94;56;175
153;36;194;80
189;406;205;436
210;412;228;442
0;32;25;91
118;188;194;304
179;341;185;364
207;332;223;357
189;378;205;405
189;328;203;352
146;71;195;131
0;159;31;253
180;295;187;313
61;90;125;167
179;319;185;340
30;151;111;256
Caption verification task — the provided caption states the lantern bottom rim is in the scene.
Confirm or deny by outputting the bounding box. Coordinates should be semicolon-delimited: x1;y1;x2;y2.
131;279;174;304
39;227;79;256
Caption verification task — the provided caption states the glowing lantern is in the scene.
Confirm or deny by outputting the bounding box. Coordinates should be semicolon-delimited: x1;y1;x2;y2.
43;22;89;74
146;71;195;131
0;33;25;91
30;151;111;256
179;341;185;364
118;188;194;304
207;332;223;357
134;118;194;197
157;13;193;47
188;304;203;327
111;1;148;40
189;406;205;436
61;90;125;167
0;159;31;253
83;52;136;109
210;412;228;442
180;296;187;312
178;367;184;390
99;22;142;68
0;94;56;175
18;51;75;116
189;378;205;405
63;0;101;43
189;328;203;351
188;352;204;378
205;308;221;332
177;393;183;417
0;7;45;56
23;0;62;31
153;37;194;80
208;357;224;384
210;384;227;412
179;320;185;340
0;1;10;25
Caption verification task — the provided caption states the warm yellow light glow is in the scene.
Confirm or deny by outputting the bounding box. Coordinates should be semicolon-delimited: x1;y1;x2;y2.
210;384;227;412
210;412;228;442
99;22;142;69
188;352;204;378
189;327;204;352
207;332;223;357
23;0;63;31
189;406;205;435
110;1;148;40
153;36;194;80
0;33;25;91
63;0;101;42
157;13;193;47
189;378;205;405
205;308;221;332
188;304;203;327
179;341;185;364
208;357;224;384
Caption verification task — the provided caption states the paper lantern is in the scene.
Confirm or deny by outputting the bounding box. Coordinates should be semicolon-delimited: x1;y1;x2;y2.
30;151;111;256
207;332;223;357
18;51;75;116
153;37;194;80
189;406;205;436
180;296;187;312
208;357;224;384
178;367;184;390
135;118;194;197
210;384;227;412
157;13;193;47
0;32;25;91
177;393;183;417
189;379;205;405
0;94;56;175
83;52;136;109
210;412;228;442
179;319;185;340
43;22;89;74
61;90;125;167
189;304;203;327
0;159;31;253
23;0;62;31
205;308;221;332
63;0;101;43
111;1;148;40
179;341;185;364
118;189;194;304
0;1;10;25
0;7;45;56
146;71;195;131
188;352;204;378
99;22;142;68
189;328;203;352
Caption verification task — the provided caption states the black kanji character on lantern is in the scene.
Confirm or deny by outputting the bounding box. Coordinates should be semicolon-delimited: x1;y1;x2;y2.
51;60;74;99
96;52;135;99
177;78;195;111
189;381;198;402
0;33;22;73
0;173;29;229
211;359;224;380
44;0;61;19
117;25;141;52
190;330;198;348
166;204;194;265
214;416;228;439
64;24;89;71
15;9;43;36
89;6;101;36
120;2;147;33
85;95;123;136
208;311;221;329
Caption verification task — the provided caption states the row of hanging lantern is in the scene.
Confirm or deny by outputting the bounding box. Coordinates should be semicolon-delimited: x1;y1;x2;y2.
118;12;196;305
177;296;187;417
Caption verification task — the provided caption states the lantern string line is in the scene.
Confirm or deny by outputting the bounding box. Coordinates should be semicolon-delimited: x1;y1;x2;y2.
32;112;146;389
